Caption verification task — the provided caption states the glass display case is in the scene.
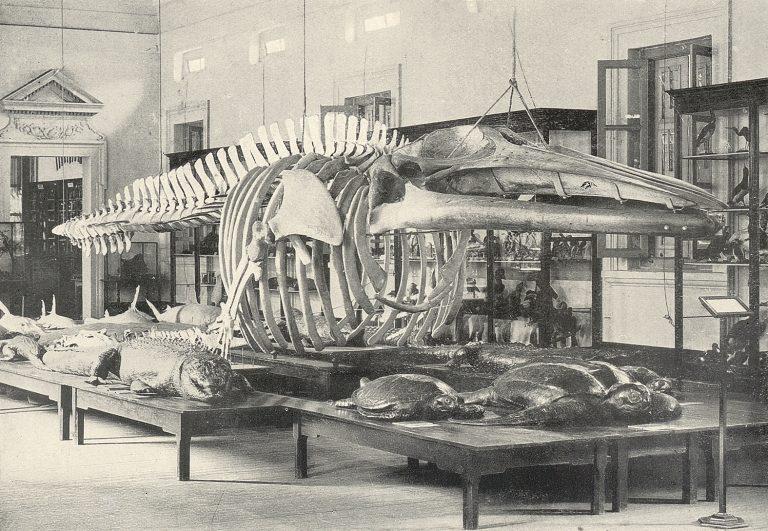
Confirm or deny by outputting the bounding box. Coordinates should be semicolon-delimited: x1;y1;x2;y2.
172;225;222;305
103;241;160;313
669;77;768;380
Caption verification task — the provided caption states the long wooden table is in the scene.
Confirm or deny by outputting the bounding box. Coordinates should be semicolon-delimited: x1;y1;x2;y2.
288;397;768;529
0;360;86;440
73;384;281;480
0;360;274;480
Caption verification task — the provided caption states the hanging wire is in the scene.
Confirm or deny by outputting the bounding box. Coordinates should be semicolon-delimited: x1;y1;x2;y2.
158;0;163;171
447;80;514;158
516;49;537;108
302;0;307;119
506;5;516;128
659;0;675;326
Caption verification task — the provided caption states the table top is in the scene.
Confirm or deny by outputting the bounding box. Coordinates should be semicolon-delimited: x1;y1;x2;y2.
0;359;92;387
0;360;280;414
288;395;768;452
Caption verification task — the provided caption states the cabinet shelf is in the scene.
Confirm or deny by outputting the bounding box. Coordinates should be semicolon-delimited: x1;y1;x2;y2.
668;76;768;379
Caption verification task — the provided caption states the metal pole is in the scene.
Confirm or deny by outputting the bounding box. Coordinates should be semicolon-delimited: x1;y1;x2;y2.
486;230;495;343
698;317;746;529
719;337;727;515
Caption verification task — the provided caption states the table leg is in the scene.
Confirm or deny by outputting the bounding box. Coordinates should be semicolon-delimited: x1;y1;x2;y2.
176;422;191;481
609;439;628;512
58;385;72;441
75;408;85;445
682;432;699;504
462;472;481;530
592;440;608;515
407;457;420;471
705;434;716;502
293;414;308;479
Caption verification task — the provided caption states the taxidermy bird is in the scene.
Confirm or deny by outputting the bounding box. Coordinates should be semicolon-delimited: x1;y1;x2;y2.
729;166;750;205
726;316;767;365
705;226;732;261
695;111;716;152
729;126;750;151
700;343;720;364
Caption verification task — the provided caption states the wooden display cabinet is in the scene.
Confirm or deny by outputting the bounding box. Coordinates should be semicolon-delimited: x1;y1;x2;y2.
398;108;597;346
669;77;768;380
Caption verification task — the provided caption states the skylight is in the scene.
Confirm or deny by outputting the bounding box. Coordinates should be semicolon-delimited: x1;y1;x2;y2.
364;11;400;32
264;38;286;55
186;57;205;73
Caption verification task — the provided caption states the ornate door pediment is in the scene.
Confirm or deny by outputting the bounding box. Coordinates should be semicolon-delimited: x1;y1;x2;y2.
0;69;104;144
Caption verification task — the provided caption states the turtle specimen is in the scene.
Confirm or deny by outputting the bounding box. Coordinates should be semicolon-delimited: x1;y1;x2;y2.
445;343;675;394
455;360;681;426
620;365;674;394
334;373;484;421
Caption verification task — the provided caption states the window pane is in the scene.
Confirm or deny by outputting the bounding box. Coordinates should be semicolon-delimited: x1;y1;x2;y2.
604;67;642;126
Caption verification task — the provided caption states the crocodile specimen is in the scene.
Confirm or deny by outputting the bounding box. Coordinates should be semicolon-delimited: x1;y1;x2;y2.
15;331;250;402
54;113;725;356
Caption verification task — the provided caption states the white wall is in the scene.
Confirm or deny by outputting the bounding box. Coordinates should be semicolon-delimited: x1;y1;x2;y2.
0;1;164;307
0;1;161;192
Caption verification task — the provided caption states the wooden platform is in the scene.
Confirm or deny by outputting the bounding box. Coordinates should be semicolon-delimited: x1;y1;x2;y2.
287;396;768;529
232;348;368;399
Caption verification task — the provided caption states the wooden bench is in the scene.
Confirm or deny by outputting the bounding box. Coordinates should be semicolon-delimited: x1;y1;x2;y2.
287;397;768;530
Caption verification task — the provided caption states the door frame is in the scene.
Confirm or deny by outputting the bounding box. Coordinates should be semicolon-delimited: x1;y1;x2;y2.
0;141;106;317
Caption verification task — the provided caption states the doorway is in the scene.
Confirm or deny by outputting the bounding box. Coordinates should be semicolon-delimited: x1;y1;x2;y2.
0;155;84;319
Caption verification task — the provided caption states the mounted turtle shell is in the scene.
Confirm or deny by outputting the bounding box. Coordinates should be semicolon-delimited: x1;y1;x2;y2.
620;365;675;395
460;362;609;410
335;373;483;421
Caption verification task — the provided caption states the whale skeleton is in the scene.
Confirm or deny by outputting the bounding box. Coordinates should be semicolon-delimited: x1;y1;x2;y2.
54;112;725;357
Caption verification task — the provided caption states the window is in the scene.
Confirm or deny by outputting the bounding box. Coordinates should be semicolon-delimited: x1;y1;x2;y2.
186;57;205;73
173;47;205;81
364;11;400;32
264;38;285;55
250;27;286;64
173;121;205;152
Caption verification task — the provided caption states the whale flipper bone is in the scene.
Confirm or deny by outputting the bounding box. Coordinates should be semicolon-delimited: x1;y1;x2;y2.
267;169;343;247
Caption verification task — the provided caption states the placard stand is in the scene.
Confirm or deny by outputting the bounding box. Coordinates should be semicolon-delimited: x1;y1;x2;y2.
697;296;749;529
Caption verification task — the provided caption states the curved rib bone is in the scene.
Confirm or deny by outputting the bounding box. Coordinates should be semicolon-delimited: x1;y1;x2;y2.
275;240;305;354
310;240;345;346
